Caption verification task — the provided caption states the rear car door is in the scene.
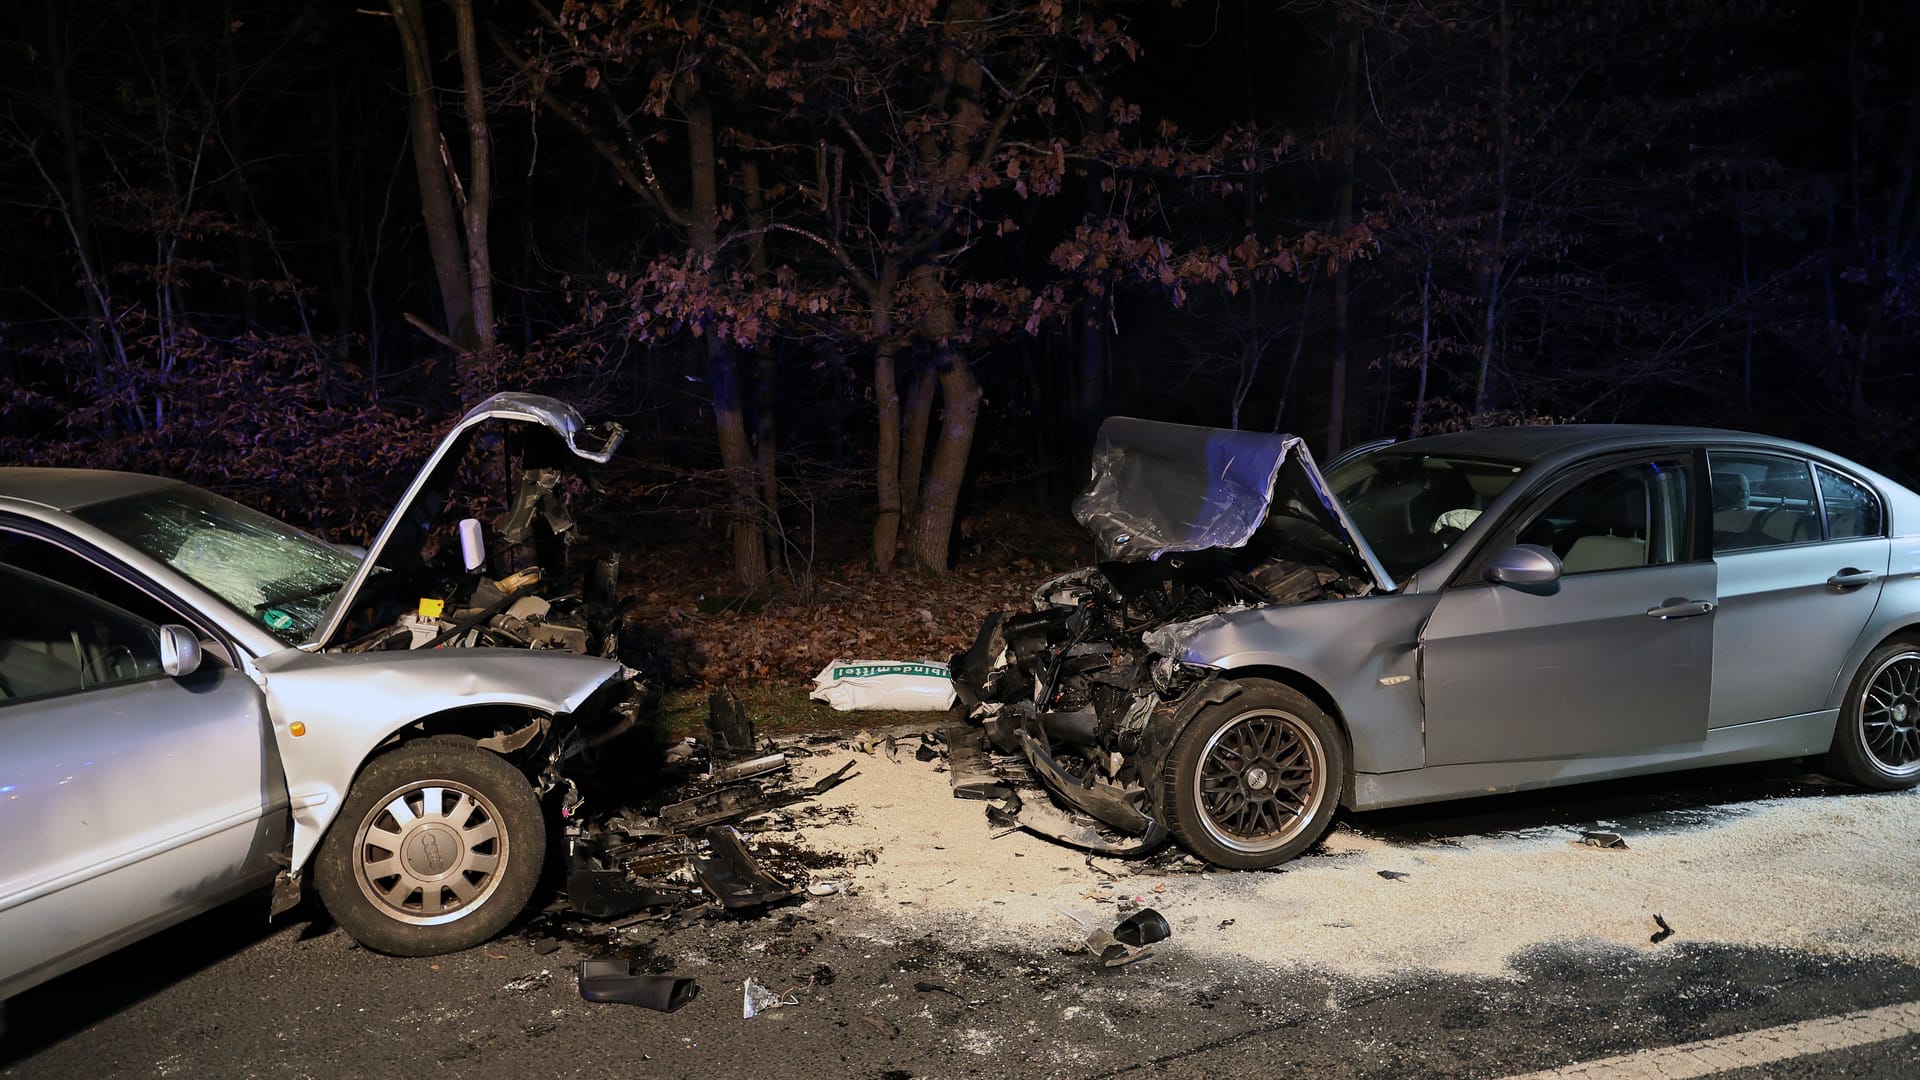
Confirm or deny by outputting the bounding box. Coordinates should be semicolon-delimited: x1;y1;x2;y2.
1705;451;1889;728
0;538;285;998
1422;450;1715;765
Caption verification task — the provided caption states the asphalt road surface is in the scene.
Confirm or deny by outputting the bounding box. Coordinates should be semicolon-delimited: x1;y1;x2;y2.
6;760;1918;1079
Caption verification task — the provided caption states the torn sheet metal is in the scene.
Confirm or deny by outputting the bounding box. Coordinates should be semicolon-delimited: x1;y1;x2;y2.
1070;415;1393;592
1017;729;1164;839
944;723;1013;801
990;787;1167;857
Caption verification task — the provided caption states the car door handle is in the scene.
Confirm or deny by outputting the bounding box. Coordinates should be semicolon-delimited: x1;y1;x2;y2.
1827;568;1876;589
1645;598;1715;619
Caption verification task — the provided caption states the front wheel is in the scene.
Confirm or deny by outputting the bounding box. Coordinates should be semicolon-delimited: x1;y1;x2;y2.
314;736;546;956
1156;679;1346;869
1823;639;1920;790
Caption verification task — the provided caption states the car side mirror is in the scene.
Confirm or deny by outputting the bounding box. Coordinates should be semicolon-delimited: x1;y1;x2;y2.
458;517;487;572
158;624;203;678
1484;544;1563;587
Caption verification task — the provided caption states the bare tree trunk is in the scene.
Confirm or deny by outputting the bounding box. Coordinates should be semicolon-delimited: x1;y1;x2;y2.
909;346;983;573
390;0;475;351
906;261;982;572
684;84;767;592
39;0;117;378
871;311;903;571
450;0;495;381
1472;0;1511;419
899;364;938;519
1326;18;1360;458
741;159;784;580
1411;256;1433;436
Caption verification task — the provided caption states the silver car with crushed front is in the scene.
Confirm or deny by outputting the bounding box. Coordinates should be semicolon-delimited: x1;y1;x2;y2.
1;393;644;999
952;419;1920;868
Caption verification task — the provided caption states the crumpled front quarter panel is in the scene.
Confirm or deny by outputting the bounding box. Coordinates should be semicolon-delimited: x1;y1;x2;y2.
253;647;622;870
1163;593;1439;775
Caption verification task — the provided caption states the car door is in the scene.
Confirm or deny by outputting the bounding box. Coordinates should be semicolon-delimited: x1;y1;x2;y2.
0;552;285;998
1705;451;1890;728
1421;450;1716;765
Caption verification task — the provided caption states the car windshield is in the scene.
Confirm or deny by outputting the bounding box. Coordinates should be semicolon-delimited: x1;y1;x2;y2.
75;485;365;646
1326;451;1526;580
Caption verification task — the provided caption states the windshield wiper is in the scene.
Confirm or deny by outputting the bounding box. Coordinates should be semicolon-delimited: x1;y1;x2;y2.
253;580;345;612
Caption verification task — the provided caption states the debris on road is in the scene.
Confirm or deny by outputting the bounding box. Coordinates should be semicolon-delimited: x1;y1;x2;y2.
742;977;799;1018
1377;870;1410;882
1651;914;1676;944
1578;831;1628;849
502;970;552;994
1112;908;1171;948
552;690;862;926
578;960;699;1012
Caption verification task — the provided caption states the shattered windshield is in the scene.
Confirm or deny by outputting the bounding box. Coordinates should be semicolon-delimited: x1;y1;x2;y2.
1326;452;1525;580
76;485;366;646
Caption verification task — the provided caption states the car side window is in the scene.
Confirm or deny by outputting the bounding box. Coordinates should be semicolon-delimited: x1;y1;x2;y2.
1816;466;1883;541
0;564;165;707
1518;459;1693;575
0;528;234;667
1709;452;1819;552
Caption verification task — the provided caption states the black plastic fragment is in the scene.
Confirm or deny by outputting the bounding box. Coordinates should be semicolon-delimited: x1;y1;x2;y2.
706;686;757;760
1650;913;1675;944
1579;831;1627;849
1113;908;1171;947
689;827;798;910
578;959;700;1012
1377;870;1410;882
565;843;687;918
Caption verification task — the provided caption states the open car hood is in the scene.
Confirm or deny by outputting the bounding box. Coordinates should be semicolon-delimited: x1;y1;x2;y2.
1070;416;1395;593
306;392;625;650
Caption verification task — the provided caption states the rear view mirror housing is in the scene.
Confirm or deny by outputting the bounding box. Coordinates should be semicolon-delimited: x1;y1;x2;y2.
1484;544;1563;588
158;624;203;678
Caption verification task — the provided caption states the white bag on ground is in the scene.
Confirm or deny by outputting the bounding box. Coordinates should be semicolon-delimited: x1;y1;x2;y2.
810;659;958;711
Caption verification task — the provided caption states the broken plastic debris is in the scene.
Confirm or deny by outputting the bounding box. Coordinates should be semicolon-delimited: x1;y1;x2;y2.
578;960;699;1012
1650;913;1675;944
1112;908;1171;948
1578;831;1627;849
503;970;552;993
690;827;799;910
1377;870;1410;882
810;659;959;711
743;977;799;1018
713;753;789;784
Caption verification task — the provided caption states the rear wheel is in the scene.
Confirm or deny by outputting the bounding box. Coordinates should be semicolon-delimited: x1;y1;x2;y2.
314;736;545;956
1823;639;1920;790
1157;679;1345;869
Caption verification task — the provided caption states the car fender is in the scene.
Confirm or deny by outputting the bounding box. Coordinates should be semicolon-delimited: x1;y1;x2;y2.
1150;593;1438;775
251;647;623;871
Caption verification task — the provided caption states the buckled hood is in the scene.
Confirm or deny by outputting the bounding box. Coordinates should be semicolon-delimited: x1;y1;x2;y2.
307;392;625;649
1071;416;1395;592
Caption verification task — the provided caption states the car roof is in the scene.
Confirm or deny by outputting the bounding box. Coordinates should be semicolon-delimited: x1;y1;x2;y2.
1383;424;1825;467
0;467;184;511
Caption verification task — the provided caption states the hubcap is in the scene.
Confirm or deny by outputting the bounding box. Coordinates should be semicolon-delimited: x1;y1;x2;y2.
1192;709;1327;855
351;781;507;926
1861;651;1920;777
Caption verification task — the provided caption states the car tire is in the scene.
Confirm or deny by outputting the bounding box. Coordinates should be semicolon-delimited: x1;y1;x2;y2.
1156;679;1346;869
314;736;545;956
1822;638;1920;790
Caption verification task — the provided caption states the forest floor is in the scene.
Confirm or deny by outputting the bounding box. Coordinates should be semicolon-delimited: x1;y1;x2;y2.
605;504;1097;738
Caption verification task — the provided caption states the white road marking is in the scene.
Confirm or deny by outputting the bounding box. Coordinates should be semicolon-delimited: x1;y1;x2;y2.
1504;999;1920;1078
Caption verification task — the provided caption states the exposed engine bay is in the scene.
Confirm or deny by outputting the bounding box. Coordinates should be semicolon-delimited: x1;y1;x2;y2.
947;417;1387;857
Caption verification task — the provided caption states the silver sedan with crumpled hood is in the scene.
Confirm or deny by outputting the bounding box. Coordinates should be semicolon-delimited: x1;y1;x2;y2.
952;420;1920;868
0;393;637;999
